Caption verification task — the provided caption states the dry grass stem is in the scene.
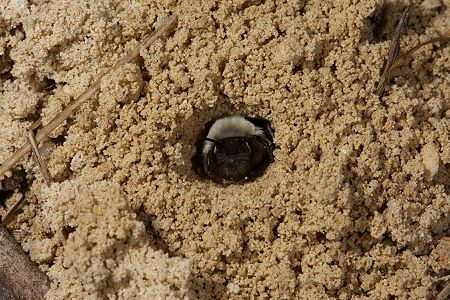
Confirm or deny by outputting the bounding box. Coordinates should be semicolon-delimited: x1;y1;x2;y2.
0;227;50;299
1;196;27;228
376;7;449;98
388;35;450;72
0;14;177;179
437;281;450;300
376;4;413;97
27;120;51;187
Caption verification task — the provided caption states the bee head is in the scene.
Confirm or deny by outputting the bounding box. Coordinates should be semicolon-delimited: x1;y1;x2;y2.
207;137;252;181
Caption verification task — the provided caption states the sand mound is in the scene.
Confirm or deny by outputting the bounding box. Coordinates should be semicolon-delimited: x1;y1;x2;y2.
26;179;191;299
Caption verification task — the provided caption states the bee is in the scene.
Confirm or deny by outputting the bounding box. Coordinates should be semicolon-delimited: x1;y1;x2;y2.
194;115;274;182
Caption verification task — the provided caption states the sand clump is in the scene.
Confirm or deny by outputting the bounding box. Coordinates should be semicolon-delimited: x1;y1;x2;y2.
0;0;449;299
24;178;191;299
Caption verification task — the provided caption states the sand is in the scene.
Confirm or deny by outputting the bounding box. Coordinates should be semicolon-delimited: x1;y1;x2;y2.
0;0;449;299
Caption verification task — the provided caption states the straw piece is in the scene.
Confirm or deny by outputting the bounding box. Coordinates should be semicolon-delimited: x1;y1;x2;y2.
0;195;27;228
376;5;413;97
27;120;51;187
437;281;450;300
388;35;450;72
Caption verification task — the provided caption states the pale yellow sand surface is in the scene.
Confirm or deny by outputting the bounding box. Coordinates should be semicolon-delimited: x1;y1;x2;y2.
0;0;449;299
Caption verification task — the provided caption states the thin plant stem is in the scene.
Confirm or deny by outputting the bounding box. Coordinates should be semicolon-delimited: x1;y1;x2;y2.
376;5;413;97
27;120;51;187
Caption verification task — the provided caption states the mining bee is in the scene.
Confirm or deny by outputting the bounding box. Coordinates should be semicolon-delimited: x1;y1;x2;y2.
194;115;274;183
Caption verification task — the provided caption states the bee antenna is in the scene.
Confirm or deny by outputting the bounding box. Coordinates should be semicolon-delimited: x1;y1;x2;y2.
205;137;216;143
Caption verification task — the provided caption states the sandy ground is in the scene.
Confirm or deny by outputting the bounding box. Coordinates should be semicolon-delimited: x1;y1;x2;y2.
0;0;449;299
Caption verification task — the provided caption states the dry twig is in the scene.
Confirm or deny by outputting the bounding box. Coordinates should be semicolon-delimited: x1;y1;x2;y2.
437;281;450;300
388;35;450;72
1;195;26;228
376;4;413;97
27;120;51;187
376;5;449;97
0;227;50;300
0;15;177;179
